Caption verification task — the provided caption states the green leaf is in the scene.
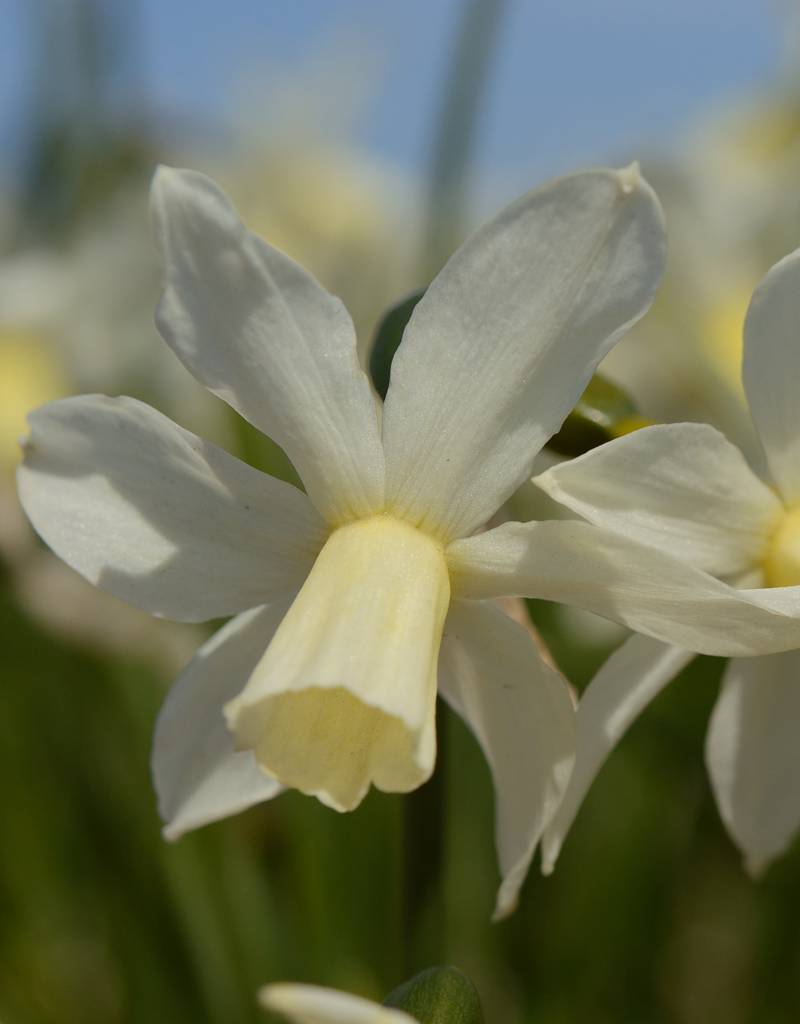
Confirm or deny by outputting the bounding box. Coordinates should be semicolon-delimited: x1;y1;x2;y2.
547;373;649;457
368;289;426;400
383;966;484;1024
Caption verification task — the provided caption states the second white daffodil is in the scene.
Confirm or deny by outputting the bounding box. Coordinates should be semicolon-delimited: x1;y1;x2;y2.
535;247;800;877
18;164;800;917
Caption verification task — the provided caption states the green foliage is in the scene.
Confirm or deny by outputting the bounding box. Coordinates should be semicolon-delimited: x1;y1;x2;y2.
547;373;645;456
368;290;426;400
5;554;800;1023
384;966;484;1024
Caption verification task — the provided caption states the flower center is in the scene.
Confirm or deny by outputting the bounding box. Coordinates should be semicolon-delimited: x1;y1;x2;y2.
224;515;451;811
764;505;800;588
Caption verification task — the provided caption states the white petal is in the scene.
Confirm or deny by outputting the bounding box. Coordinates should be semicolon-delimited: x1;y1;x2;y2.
382;165;666;541
258;984;414;1024
153;604;289;840
742;247;800;503
225;517;450;811
447;520;800;656
438;599;576;920
706;651;800;874
541;635;693;873
151;166;384;524
17;396;326;622
535;423;780;577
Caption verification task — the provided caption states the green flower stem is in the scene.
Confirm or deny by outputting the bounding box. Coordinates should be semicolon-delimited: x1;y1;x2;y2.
401;0;508;979
422;0;508;280
402;700;449;977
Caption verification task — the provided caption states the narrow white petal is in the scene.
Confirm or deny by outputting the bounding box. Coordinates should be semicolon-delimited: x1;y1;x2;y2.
17;396;326;622
742;247;800;503
151;166;384;524
535;423;780;577
226;517;449;812
258;984;415;1024
382;165;666;540
541;635;693;873
438;599;576;920
447;520;800;656
706;652;800;875
153;604;290;839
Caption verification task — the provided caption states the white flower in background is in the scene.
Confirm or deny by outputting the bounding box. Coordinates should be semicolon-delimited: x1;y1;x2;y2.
259;983;413;1023
535;247;800;875
0;325;199;672
226;144;413;362
603;92;800;463
0;190;229;444
19;163;800;917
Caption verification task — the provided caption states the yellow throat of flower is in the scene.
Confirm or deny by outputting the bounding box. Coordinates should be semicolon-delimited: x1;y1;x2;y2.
764;505;800;588
225;515;451;811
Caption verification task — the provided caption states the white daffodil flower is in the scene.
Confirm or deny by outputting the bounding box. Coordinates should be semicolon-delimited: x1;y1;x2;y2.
259;983;414;1024
534;247;800;876
19;164;800;917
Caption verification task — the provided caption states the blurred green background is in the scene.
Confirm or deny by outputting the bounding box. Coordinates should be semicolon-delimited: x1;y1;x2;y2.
2;2;800;1021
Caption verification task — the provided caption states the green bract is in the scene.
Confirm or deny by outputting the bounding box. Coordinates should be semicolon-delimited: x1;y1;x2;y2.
384;967;484;1024
547;373;644;456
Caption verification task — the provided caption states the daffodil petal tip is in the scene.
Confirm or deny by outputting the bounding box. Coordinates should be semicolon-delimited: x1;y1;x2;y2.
615;161;642;195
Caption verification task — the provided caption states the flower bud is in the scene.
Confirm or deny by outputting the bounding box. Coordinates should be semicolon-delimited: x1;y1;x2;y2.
383;966;484;1024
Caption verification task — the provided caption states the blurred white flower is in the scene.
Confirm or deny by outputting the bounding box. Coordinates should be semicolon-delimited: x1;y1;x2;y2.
0;322;200;671
0;189;230;444
225;144;414;361
21;160;783;918
259;983;413;1024
603;95;800;461
535;247;800;875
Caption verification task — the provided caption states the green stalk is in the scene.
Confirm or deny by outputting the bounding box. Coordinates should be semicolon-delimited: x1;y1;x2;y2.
402;0;507;979
422;0;508;280
402;701;449;976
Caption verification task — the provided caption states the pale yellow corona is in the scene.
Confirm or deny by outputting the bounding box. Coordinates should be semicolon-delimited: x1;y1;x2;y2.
764;506;800;588
225;516;450;811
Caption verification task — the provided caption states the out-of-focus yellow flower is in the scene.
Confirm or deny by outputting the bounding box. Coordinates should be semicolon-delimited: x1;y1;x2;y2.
225;145;413;360
0;329;66;472
731;105;800;165
0;289;199;673
701;283;757;400
242;151;392;255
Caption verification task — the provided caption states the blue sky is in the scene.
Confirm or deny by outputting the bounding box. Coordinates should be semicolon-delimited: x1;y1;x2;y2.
0;0;788;200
